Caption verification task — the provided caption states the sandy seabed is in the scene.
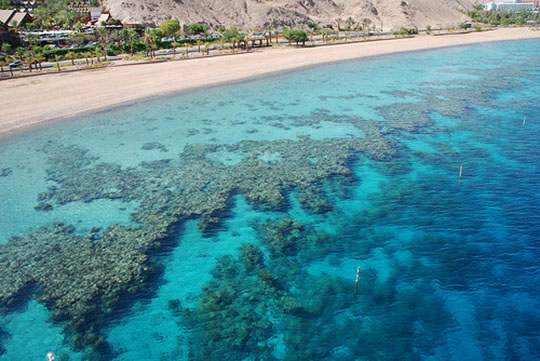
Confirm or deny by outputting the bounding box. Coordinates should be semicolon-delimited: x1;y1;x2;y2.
0;27;538;136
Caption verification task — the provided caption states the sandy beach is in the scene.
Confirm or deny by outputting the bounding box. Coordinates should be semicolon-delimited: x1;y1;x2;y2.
1;27;539;136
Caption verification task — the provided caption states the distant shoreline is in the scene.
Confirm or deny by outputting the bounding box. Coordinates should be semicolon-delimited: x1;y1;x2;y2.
1;27;539;138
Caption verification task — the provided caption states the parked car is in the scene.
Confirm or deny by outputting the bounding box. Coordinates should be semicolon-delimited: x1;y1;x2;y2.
9;60;22;68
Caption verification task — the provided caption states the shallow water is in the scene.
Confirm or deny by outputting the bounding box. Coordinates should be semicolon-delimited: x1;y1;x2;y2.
1;39;539;361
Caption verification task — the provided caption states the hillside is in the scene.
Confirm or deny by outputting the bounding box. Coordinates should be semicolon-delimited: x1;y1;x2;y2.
104;0;480;30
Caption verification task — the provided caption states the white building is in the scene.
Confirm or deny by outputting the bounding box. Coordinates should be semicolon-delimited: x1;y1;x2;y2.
485;0;536;11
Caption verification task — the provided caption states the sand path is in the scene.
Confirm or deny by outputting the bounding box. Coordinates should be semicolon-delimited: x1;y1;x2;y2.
1;27;539;136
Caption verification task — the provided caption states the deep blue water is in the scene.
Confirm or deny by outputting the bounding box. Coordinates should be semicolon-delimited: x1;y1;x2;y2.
0;39;539;361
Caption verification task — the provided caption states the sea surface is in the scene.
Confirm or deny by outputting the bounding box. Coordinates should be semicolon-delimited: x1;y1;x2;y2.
0;38;539;361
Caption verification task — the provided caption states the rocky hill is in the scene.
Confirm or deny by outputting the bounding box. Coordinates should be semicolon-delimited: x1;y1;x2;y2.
104;0;480;30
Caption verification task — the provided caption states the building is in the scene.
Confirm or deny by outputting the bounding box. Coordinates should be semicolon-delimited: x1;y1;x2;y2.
484;0;536;11
9;0;43;11
94;11;111;26
88;7;102;22
0;9;33;28
22;30;75;44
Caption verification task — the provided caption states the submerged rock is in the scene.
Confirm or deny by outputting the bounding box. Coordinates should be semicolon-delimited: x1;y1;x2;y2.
34;202;53;211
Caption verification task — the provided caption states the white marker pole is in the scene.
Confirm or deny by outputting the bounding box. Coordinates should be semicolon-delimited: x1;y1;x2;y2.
523;116;527;128
354;266;360;296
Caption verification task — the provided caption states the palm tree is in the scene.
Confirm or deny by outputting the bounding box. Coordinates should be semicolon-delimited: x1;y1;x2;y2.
111;29;123;46
75;21;84;33
67;51;77;66
362;18;372;39
32;7;48;29
15;47;25;64
95;47;103;63
1;45;14;76
143;28;157;58
1;43;12;55
307;22;319;42
171;40;179;58
54;55;61;71
31;57;41;72
184;42;190;58
6;60;14;76
96;26;108;61
25;33;39;57
346;17;355;31
282;27;292;45
22;51;33;72
203;26;210;45
35;54;45;70
265;25;274;45
335;18;343;31
321;28;332;43
0;59;7;76
122;28;138;56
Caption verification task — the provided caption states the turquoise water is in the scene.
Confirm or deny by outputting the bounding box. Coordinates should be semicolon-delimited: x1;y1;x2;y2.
1;39;539;361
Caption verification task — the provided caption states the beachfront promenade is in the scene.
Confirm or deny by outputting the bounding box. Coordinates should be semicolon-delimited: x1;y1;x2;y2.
0;27;539;137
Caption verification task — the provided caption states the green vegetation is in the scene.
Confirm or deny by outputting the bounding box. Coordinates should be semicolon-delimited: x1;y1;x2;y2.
143;27;158;58
96;26;108;60
4;4;515;78
0;0;11;10
222;27;246;51
159;18;181;38
282;28;308;46
321;28;335;43
361;18;372;38
32;0;80;29
345;16;356;31
307;22;319;31
465;10;539;26
188;22;209;36
393;26;418;37
335;17;343;31
123;27;138;56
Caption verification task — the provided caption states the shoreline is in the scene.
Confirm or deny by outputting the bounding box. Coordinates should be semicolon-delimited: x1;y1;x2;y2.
1;27;539;137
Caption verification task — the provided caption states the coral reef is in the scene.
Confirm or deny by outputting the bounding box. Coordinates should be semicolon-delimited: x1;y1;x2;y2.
178;215;456;360
34;202;54;211
0;168;12;177
141;142;169;152
0;219;170;358
184;244;281;360
0;132;399;357
1;61;529;358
